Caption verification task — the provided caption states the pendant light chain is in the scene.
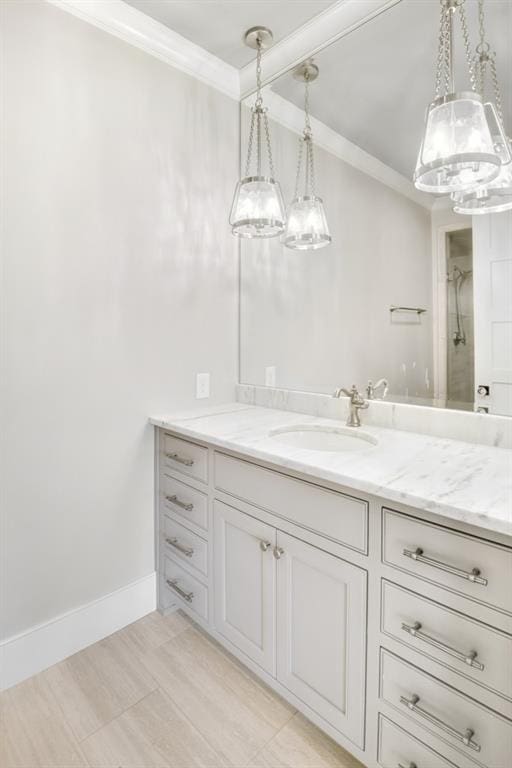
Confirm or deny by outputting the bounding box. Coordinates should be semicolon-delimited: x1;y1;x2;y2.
459;2;476;91
294;73;316;198
243;36;276;179
263;111;276;179
434;0;476;98
474;0;504;126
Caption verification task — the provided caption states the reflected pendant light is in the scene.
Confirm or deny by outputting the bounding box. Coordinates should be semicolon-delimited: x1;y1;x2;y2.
283;61;331;251
230;27;285;238
452;0;512;214
414;0;505;194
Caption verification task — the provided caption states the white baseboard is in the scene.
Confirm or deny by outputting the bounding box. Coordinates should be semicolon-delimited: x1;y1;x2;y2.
0;572;157;691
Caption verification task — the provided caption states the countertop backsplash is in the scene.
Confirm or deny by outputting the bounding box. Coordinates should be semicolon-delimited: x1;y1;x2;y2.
236;384;512;449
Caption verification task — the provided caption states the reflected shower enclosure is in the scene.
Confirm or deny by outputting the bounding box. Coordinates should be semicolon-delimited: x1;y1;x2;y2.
446;229;474;409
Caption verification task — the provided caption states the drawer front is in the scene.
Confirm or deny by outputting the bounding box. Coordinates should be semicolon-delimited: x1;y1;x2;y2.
163;555;208;621
162;516;207;576
161;433;208;483
378;714;459;768
215;453;368;553
380;649;512;767
381;580;512;701
382;509;512;614
160;475;208;531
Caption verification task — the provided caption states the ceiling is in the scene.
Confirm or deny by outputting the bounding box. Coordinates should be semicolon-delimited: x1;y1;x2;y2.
124;0;336;68
271;0;512;180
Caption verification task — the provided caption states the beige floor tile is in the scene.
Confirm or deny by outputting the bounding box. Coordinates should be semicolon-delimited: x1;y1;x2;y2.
81;688;225;768
0;675;87;768
140;628;295;767
44;630;159;742
111;610;191;657
247;714;364;768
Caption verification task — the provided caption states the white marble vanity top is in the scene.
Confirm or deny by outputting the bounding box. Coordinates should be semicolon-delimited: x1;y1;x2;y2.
150;403;512;538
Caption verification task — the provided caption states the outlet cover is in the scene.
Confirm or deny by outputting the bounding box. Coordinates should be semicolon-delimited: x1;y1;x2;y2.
196;372;210;399
265;366;276;387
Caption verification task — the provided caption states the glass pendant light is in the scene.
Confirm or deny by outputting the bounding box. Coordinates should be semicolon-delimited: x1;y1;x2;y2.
452;0;512;214
230;27;285;238
414;0;504;194
283;61;331;251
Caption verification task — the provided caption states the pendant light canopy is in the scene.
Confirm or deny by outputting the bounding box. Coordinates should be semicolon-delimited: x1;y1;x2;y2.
452;0;512;215
283;61;331;251
414;0;504;194
230;27;285;238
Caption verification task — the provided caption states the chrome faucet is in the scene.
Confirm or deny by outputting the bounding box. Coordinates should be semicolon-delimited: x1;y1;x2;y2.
333;385;369;427
366;378;389;400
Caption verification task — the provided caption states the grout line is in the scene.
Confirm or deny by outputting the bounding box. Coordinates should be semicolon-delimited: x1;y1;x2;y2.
76;689;159;746
245;709;298;766
156;686;229;767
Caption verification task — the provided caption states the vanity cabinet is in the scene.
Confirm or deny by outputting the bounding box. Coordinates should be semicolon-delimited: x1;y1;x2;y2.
155;428;512;768
213;499;367;746
213;500;276;674
276;530;366;745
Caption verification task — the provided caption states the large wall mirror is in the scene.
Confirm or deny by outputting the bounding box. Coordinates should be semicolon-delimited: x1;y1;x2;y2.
239;0;512;416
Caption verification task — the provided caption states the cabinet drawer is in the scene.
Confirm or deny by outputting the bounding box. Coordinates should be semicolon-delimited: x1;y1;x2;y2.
160;475;208;531
161;433;208;483
380;649;512;767
381;580;512;701
382;509;512;614
215;453;368;553
378;714;459;768
162;516;207;576
163;555;208;621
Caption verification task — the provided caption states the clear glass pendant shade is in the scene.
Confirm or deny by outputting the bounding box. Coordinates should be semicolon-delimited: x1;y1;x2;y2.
452;140;512;214
284;63;330;252
230;176;286;238
414;93;501;193
230;28;285;239
283;196;331;250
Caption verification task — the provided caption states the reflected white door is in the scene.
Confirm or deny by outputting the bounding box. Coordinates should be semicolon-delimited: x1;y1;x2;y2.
473;211;512;415
213;500;276;674
276;532;367;748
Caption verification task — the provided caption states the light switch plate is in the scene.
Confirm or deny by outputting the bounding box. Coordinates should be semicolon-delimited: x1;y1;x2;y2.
196;372;210;399
265;366;276;387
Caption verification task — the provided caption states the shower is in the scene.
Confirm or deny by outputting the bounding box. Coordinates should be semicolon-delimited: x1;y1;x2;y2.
447;265;473;346
445;228;474;409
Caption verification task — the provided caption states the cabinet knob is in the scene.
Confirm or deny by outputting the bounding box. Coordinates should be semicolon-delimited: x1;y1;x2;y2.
273;546;285;560
259;540;271;552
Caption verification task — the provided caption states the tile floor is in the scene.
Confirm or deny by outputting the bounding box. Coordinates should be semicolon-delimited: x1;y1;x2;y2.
0;611;364;768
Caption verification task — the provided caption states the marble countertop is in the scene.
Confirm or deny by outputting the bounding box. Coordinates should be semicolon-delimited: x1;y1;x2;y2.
150;403;512;538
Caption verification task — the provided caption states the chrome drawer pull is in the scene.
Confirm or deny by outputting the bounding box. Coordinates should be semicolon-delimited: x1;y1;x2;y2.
165;494;194;512
398;763;417;768
402;547;488;586
165;537;194;557
401;621;484;670
399;694;481;752
165;451;194;467
166;578;194;603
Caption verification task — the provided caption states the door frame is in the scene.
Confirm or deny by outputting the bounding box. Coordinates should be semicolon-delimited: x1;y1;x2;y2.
432;220;473;404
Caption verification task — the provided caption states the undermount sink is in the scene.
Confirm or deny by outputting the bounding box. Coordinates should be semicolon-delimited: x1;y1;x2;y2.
268;424;378;452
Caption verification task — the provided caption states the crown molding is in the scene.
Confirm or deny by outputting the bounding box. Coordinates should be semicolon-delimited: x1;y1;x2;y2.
48;0;424;206
257;90;432;210
47;0;240;100
239;0;402;98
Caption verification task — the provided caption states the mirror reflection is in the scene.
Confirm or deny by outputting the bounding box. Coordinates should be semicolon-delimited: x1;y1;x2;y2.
239;0;512;416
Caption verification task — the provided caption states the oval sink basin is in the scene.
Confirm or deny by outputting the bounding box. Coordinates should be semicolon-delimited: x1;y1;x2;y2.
268;425;378;452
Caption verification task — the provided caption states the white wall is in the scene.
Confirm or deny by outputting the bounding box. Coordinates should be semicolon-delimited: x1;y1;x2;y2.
0;1;238;639
240;114;433;398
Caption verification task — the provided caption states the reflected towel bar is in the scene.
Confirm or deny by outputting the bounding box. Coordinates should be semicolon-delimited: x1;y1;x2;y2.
390;306;427;315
